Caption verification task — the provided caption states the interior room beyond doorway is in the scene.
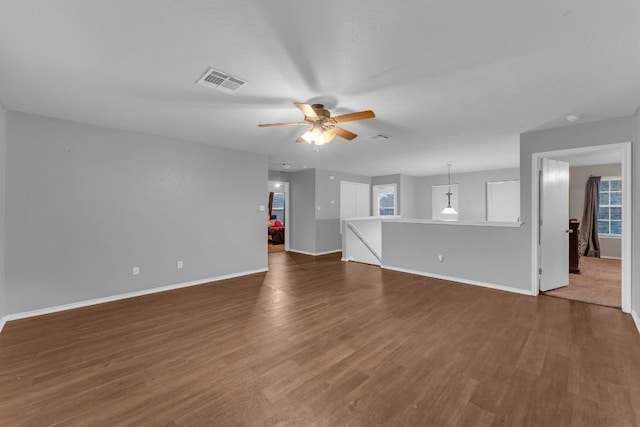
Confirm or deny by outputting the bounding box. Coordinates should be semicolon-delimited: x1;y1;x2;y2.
534;144;628;311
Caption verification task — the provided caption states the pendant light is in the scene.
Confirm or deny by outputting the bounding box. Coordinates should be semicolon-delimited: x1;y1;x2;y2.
441;163;458;215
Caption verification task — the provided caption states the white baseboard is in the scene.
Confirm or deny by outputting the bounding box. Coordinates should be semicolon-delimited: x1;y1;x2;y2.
600;256;622;260
288;249;342;257
632;310;640;335
0;268;268;327
381;265;535;296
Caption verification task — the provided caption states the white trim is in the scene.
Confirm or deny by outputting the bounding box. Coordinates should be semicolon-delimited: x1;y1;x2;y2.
390;218;523;227
600;256;622;260
531;142;632;313
373;183;398;217
381;265;535;296
0;268;268;325
288;248;342;256
632;310;640;335
0;317;6;334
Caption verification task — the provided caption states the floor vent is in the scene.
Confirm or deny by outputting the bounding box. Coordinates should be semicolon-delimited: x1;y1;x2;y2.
196;68;248;94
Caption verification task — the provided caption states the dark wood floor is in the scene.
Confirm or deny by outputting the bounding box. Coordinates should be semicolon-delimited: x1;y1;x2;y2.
1;252;639;426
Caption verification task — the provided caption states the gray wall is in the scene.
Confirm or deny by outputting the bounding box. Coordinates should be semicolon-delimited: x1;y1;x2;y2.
372;174;402;215
401;175;418;218
0;106;6;321
5;111;268;314
289;169;316;253
383;222;528;289
569;164;622;258
315;169;370;253
268;170;291;183
288;168;370;254
415;168;520;220
371;174;418;218
384;118;636;297
521;117;635;311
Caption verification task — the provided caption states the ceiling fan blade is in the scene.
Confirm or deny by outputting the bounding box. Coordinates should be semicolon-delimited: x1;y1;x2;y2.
295;135;306;143
330;126;357;140
333;110;376;123
258;122;305;127
294;103;319;119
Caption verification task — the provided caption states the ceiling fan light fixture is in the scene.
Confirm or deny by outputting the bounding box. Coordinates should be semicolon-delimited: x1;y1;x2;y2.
258;102;375;145
301;126;335;146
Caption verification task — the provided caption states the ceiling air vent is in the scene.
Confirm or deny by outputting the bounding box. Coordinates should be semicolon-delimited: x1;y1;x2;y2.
196;68;248;94
367;133;391;142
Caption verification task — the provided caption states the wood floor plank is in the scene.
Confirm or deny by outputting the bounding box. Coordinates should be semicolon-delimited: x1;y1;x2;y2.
0;251;639;426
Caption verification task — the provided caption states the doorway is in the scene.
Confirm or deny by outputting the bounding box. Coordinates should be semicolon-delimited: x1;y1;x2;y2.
268;181;289;253
531;142;631;312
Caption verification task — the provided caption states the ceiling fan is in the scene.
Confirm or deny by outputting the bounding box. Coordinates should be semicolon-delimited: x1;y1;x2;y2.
258;103;375;146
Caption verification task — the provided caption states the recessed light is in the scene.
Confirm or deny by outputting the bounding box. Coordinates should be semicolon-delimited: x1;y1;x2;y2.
566;114;581;122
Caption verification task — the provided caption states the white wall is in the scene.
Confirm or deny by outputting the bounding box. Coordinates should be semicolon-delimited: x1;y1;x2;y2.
0;105;6;325
415;168;520;220
5;111;268;314
569;164;622;258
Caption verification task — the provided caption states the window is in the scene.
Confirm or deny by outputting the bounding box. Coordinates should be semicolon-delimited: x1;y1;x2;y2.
272;192;285;224
486;180;520;222
598;177;621;236
373;184;397;216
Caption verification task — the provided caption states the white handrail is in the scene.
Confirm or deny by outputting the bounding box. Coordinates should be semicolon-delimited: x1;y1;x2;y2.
347;222;382;263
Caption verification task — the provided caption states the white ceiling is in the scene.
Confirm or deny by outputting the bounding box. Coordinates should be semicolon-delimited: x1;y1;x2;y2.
1;1;639;177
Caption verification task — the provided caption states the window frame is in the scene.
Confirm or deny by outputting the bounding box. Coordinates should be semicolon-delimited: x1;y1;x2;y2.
372;184;397;217
598;176;622;238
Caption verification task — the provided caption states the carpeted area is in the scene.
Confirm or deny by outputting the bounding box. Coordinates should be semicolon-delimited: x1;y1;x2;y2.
543;256;621;308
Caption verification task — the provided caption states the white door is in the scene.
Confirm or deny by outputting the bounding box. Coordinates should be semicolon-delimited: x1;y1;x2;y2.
539;158;570;291
340;181;370;218
340;182;356;218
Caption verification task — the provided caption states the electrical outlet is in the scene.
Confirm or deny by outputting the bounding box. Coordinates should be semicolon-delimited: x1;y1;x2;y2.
177;261;183;269
133;266;140;275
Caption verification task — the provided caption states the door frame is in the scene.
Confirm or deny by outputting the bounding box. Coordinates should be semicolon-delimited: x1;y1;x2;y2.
268;181;290;251
531;142;631;313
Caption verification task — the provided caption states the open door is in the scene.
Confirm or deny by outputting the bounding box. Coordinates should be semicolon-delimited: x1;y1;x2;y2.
539;158;570;291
